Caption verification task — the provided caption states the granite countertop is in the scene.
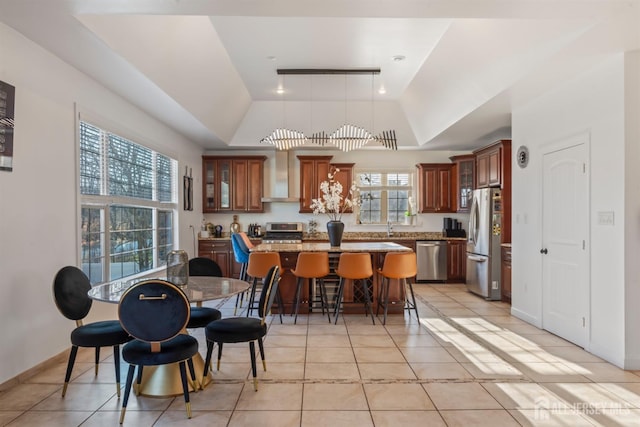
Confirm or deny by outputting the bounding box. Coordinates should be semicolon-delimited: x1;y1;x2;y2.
251;241;413;253
199;231;467;242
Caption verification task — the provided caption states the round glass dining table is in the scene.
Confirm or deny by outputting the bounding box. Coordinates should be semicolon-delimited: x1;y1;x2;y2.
88;276;250;305
88;276;250;397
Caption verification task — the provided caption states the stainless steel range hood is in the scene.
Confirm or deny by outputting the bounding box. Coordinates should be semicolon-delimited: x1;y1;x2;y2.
261;150;299;203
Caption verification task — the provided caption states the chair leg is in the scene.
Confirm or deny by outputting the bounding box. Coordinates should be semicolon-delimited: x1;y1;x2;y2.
275;288;284;323
383;277;391;325
376;276;383;318
94;346;101;376
113;345;122;398
406;278;420;319
247;277;259;317
217;342;224;371
319;279;331;323
249;341;258;391
178;361;192;419
62;345;78;397
203;341;214;377
119;364;136;424
135;365;144;396
257;338;267;371
362;278;375;325
186;357;198;392
293;277;304;324
334;278;346;324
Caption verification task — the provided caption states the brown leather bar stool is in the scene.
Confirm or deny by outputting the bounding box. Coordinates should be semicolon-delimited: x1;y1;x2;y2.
334;252;375;325
377;252;418;325
291;252;331;324
246;252;283;322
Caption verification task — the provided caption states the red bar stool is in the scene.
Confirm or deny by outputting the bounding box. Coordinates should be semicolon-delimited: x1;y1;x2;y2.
377;252;419;325
334;253;375;325
246;252;283;322
291;252;331;324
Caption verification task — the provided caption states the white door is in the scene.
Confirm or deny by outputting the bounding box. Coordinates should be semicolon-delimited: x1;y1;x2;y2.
541;141;589;347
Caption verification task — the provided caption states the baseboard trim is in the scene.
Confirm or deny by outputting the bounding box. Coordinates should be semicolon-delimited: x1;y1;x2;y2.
0;349;69;392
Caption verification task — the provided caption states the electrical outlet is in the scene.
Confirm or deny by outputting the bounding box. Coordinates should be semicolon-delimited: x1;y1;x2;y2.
492;281;499;290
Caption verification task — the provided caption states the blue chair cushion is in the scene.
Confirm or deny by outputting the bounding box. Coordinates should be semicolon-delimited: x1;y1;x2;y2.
70;320;131;348
205;317;267;344
122;334;199;366
230;233;250;264
187;307;222;329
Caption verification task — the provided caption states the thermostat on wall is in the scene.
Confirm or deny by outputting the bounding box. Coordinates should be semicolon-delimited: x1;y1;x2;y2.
517;145;529;168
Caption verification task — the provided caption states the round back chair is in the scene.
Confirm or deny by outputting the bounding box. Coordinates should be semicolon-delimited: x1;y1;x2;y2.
118;279;199;423
52;266;131;398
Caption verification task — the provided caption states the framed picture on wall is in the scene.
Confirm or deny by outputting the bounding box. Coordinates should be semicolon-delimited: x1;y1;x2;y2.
0;80;15;172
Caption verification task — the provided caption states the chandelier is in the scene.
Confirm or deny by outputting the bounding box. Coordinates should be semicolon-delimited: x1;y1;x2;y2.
260;69;397;151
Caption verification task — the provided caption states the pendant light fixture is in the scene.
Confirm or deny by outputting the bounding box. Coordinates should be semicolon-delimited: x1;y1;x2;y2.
260;68;397;151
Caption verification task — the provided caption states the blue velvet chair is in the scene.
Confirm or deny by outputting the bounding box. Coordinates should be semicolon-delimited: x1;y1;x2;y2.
186;257;223;329
203;265;280;391
118;279;199;423
230;232;251;314
52;266;131;398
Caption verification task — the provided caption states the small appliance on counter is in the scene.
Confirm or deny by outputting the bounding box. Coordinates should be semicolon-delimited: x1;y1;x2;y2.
443;217;466;238
248;223;263;237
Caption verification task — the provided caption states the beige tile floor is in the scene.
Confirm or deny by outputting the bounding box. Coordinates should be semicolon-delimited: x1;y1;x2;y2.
2;283;640;426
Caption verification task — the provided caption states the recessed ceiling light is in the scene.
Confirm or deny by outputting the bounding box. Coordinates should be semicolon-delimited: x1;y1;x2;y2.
378;86;387;95
276;87;284;95
267;56;277;61
392;55;406;62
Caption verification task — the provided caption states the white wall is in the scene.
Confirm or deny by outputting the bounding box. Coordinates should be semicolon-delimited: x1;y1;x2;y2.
0;23;203;385
512;53;640;368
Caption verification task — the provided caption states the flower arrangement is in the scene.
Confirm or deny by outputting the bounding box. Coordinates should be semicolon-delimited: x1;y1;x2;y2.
310;168;360;222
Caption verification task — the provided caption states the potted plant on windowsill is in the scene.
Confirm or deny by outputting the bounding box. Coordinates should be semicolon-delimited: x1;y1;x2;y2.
404;196;416;225
310;168;360;247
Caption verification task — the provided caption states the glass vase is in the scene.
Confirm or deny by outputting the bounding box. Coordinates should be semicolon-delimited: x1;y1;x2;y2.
166;249;189;287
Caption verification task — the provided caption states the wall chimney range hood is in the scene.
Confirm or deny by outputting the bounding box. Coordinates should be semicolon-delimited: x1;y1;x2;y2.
261;150;299;203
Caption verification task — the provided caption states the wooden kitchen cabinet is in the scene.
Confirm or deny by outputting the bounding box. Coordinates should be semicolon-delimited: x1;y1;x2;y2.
474;140;511;190
416;163;454;213
473;139;512;243
198;240;230;277
298;155;332;213
447;240;467;282
501;245;512;303
202;156;266;213
450;154;475;213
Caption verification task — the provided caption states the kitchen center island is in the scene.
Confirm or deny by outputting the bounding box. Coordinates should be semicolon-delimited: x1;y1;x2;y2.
251;241;413;316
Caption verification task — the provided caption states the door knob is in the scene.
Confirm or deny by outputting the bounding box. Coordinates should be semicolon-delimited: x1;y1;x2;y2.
540;248;548;254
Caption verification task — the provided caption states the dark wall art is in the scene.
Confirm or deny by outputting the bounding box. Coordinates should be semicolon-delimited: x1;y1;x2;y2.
0;80;15;172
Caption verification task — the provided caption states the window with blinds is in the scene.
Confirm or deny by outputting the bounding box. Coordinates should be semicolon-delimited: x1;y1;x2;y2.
357;171;412;224
79;121;177;284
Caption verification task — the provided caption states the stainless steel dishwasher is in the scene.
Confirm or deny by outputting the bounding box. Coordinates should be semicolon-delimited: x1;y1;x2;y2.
416;241;447;281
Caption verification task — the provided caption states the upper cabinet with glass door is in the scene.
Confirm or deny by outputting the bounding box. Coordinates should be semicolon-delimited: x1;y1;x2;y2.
202;156;266;213
450;154;475;213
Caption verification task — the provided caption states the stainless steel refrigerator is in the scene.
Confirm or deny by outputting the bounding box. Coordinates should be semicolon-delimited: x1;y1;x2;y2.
466;188;502;300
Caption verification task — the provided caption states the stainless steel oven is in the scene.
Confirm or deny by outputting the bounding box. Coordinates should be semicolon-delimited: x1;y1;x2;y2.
262;222;303;243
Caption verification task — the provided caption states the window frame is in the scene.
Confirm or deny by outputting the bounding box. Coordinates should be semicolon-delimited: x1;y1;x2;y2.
78;118;178;285
355;169;415;225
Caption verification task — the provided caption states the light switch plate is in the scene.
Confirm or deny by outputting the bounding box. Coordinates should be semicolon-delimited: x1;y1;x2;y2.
597;211;614;225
